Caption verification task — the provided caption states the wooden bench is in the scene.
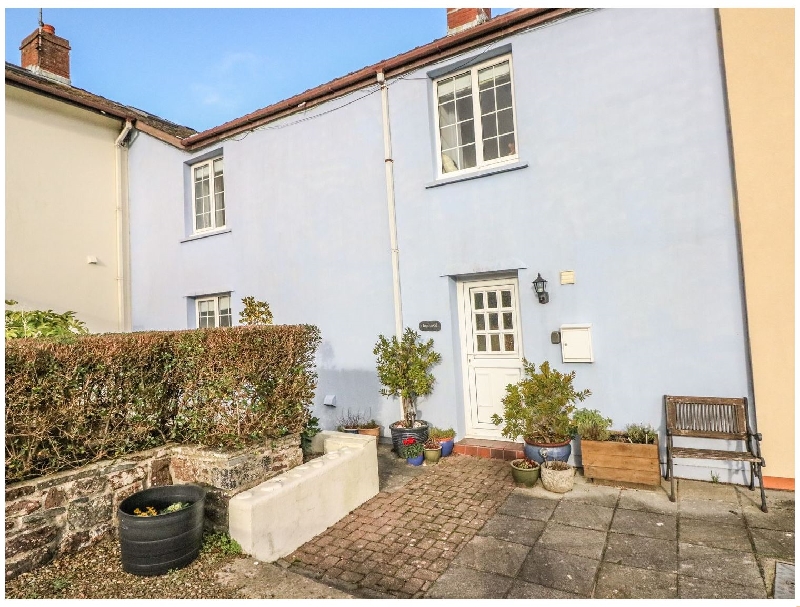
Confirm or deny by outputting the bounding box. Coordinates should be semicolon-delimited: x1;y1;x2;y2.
664;395;767;512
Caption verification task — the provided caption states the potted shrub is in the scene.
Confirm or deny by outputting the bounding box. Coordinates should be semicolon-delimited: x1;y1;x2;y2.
491;360;591;464
337;410;364;434
423;438;442;464
574;409;661;486
357;419;381;439
401;436;425;466
539;448;575;493
510;458;540;487
429;427;456;457
374;328;442;455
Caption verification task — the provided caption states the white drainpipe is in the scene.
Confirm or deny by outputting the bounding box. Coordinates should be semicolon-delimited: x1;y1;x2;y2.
114;119;133;332
378;70;403;340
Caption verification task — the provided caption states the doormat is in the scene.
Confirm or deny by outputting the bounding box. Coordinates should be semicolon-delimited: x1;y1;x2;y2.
774;561;794;599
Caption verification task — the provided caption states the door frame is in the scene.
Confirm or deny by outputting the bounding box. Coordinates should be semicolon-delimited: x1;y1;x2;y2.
456;275;525;439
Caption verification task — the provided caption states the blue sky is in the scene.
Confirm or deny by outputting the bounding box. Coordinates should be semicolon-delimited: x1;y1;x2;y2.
5;8;513;132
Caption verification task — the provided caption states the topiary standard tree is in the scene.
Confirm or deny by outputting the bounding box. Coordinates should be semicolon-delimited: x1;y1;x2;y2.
373;327;442;428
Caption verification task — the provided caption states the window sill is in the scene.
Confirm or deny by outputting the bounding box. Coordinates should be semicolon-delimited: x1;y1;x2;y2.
180;228;231;243
425;160;529;189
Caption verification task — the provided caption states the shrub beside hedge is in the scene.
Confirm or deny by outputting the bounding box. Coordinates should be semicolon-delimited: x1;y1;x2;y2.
5;325;321;484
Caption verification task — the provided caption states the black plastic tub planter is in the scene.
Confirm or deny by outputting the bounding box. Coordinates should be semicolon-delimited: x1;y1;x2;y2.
118;484;206;576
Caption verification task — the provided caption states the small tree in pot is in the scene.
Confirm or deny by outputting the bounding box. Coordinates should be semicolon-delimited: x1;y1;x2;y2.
374;328;442;454
491;360;591;464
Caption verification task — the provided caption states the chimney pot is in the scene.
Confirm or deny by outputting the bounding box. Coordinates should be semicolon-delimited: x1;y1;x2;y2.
446;8;491;36
20;23;71;85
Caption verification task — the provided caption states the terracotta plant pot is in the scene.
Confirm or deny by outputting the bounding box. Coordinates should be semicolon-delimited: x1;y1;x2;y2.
358;426;381;438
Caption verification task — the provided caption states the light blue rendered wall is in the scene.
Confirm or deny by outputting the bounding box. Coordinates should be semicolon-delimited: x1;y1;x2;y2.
129;9;750;481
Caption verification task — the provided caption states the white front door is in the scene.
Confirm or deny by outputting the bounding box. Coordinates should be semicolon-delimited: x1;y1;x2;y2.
458;277;524;438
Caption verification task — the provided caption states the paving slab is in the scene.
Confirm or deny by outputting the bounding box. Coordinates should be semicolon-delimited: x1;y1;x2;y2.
610;507;676;540
617;488;677;515
594;562;677;599
774;561;795;599
603;532;677;572
451;535;530;577
678;517;751;552
550;500;614;532
678;542;763;588
749;527;795;561
677;479;739;502
678;574;767;599
743;501;795;531
215;559;354;598
497;491;558;521
477;512;545;546
536;522;607;560
506;579;584;599
678;497;743;524
425;565;513;599
560;480;620;508
738;486;795;512
517;547;599;596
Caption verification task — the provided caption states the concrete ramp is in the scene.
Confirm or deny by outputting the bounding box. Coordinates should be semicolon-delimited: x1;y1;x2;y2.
229;431;379;563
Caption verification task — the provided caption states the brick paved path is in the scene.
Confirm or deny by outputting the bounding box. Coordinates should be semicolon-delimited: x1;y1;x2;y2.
286;453;515;598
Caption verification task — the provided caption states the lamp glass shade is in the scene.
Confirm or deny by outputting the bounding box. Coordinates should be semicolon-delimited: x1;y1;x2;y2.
532;273;547;294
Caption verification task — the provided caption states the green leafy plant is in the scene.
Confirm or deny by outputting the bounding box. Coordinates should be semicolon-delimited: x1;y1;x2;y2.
491;360;591;444
710;471;720;483
239;296;273;325
428;427;455;441
624;423;658;445
424;437;440;450
511;458;539;470
201;532;242;556
358;419;380;429
51;577;71;592
300;416;320;456
374;328;442;428
5;300;88;340
400;437;424;458
572;408;612;442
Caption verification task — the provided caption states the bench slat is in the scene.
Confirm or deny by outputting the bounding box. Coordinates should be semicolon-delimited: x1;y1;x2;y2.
670;447;761;463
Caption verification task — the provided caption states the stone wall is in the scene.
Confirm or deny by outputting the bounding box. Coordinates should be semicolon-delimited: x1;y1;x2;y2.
5;436;302;580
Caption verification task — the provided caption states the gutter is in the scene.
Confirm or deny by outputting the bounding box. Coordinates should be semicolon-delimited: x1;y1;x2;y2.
114;119;133;332
180;8;582;150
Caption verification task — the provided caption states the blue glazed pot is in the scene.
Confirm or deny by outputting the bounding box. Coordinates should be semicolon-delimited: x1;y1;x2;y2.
524;439;572;464
440;439;454;457
407;454;424;466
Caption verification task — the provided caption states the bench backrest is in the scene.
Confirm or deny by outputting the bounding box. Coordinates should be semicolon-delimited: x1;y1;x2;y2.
664;395;749;440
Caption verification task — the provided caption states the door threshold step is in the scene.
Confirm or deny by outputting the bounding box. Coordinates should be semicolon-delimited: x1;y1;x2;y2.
454;438;525;461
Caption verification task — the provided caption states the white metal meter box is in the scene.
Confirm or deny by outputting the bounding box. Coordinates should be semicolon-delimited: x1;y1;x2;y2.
560;324;594;363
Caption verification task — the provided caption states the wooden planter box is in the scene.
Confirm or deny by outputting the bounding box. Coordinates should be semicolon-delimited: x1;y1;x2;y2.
580;438;661;486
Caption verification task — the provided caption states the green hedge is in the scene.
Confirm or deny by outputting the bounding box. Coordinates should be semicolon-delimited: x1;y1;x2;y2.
5;325;321;484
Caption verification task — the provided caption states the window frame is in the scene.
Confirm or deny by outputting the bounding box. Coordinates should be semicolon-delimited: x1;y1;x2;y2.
191;156;225;234
195;294;232;328
432;54;520;180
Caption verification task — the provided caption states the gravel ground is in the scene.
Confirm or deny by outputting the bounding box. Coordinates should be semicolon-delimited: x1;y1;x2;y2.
5;533;247;599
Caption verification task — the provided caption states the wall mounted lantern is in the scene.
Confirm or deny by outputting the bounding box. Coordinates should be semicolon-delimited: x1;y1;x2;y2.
532;273;549;304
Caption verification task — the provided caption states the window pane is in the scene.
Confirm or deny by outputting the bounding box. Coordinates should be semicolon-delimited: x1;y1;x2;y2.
458;121;475;146
441;152;458;173
487;291;497;308
504;334;515;351
481;114;497;138
490;334;501;351
474;292;484;309
440;124;458;150
479;89;496;115
496;83;513;110
439;102;456;127
499;133;516;158
497;108;515;135
475;314;485;331
461;144;476;169
501;290;512;307
494;61;511;84
454;73;471;96
483;138;499;161
218;295;230;314
503;312;513;330
478;66;494;90
488;313;499;331
477;335;486;352
437;77;455;103
455;96;473;121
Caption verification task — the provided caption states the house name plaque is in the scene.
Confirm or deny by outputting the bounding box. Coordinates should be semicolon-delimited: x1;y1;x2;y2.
419;321;441;332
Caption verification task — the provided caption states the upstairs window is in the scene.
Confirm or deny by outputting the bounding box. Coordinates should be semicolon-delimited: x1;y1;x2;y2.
434;57;518;177
197;294;232;328
192;157;225;232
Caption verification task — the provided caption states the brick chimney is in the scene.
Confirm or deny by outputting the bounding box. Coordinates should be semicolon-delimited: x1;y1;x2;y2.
20;24;71;85
446;8;491;36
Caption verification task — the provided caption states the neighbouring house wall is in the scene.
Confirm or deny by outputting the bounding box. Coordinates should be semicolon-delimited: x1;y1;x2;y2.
5;85;124;333
129;9;753;482
4;436;302;580
717;9;795;484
